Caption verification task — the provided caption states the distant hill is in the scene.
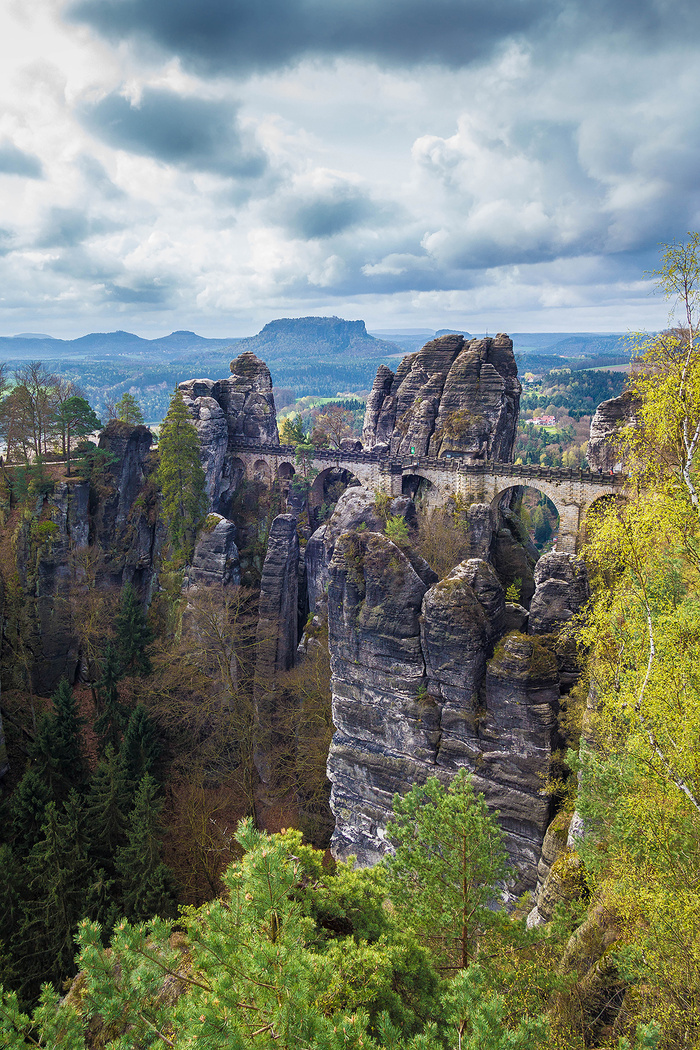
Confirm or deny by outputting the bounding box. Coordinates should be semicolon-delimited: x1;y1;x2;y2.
0;329;240;359
232;316;401;360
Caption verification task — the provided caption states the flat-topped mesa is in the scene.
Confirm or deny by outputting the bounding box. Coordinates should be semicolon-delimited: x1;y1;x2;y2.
362;333;521;461
178;352;279;514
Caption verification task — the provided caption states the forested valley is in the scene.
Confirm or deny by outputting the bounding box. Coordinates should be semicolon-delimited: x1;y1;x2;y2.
0;241;700;1050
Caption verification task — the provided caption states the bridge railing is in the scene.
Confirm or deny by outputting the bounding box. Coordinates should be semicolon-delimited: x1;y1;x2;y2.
229;442;624;487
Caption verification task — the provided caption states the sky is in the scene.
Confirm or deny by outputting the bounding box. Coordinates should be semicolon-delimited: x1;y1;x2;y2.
0;0;698;339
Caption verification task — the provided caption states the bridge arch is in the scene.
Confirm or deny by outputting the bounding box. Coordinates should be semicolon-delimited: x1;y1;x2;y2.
491;483;561;551
253;458;272;482
401;471;439;508
309;465;362;524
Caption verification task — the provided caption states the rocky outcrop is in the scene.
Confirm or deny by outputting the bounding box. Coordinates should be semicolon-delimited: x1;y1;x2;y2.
305;487;430;614
185;514;240;588
0;708;7;779
180;352;279;516
255;514;300;783
587;389;638;472
528;552;590;635
326;522;573;889
95;421;160;590
362;333;520;460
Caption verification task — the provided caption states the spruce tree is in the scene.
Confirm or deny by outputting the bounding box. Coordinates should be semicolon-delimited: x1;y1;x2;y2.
94;643;129;752
51;678;86;790
19;797;93;998
10;768;52;855
114;583;153;676
0;844;21;990
120;704;160;788
85;745;131;872
115;773;176;922
156;389;207;562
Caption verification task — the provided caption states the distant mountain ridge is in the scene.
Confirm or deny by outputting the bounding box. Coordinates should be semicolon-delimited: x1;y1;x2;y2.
232;316;401;360
0;329;241;359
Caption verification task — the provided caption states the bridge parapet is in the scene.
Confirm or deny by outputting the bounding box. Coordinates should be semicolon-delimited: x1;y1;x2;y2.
229;442;625;551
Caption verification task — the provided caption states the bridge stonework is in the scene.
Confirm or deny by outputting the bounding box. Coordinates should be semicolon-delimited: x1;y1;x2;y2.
230;444;624;553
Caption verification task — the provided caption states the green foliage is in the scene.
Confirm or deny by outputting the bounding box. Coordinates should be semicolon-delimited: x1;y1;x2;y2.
93;644;129;753
113;392;144;426
156;389;207;562
119;704;161;788
114;583;153;676
279;413;308;445
385;771;510;969
115;774;176;922
385;513;409;546
505;577;522;602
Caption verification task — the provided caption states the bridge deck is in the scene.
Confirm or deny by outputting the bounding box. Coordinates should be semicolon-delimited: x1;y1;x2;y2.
230;442;624;489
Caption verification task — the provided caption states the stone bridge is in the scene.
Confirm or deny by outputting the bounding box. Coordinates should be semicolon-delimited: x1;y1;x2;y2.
230;443;624;552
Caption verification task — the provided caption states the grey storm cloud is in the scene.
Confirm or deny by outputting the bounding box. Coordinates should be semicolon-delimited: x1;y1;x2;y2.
0;141;43;179
67;0;546;74
35;207;121;248
66;0;700;75
79;87;267;178
277;186;401;240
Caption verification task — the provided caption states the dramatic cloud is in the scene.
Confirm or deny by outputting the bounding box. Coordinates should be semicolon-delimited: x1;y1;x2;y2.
0;141;43;179
0;0;698;336
67;0;546;75
80;87;267;178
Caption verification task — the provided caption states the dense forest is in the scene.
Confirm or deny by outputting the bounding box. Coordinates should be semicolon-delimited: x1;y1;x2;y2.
1;240;700;1049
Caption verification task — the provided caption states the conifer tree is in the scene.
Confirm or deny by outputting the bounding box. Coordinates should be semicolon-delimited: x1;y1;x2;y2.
0;844;21;990
85;745;131;871
120;704;160;787
385;770;509;969
94;643;129;752
113;391;144;426
9;768;52;855
19;797;93;998
114;583;153;676
156;389;207;563
115;773;176;921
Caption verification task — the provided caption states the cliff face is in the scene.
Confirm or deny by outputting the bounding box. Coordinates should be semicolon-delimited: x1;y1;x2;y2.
179;351;278;516
362;333;521;460
325;500;589;891
587;389;638;472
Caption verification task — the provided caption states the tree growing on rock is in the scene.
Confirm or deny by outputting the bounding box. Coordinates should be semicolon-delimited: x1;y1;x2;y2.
156;389;207;563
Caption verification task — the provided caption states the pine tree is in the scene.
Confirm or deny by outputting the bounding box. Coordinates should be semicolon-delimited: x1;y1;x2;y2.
10;768;52;855
50;678;86;790
115;773;176;922
18;797;93;999
114;583;153;676
385;770;509;969
156;389;207;562
0;844;21;990
94;643;129;752
114;392;144;426
85;745;131;872
120;704;161;788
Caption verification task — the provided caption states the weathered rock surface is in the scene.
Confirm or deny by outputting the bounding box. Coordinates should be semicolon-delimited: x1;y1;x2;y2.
186;514;240;588
587;389;638;472
305;487;429;614
327;527;571;888
255;514;300;783
180;352;279;515
528;552;590;635
362;333;520;460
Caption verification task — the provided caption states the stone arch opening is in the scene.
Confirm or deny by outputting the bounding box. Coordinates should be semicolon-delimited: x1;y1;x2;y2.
401;472;437;508
582;492;626;541
309;466;362;527
277;461;295;481
492;484;561;553
253;458;271;483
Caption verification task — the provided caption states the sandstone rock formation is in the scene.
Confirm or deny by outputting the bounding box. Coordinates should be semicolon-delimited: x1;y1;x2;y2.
528;552;590;635
254;514;300;783
587;389;638;472
179;352;279;516
185;514;240;588
305;487;431;614
326;514;589;891
362;333;520;460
